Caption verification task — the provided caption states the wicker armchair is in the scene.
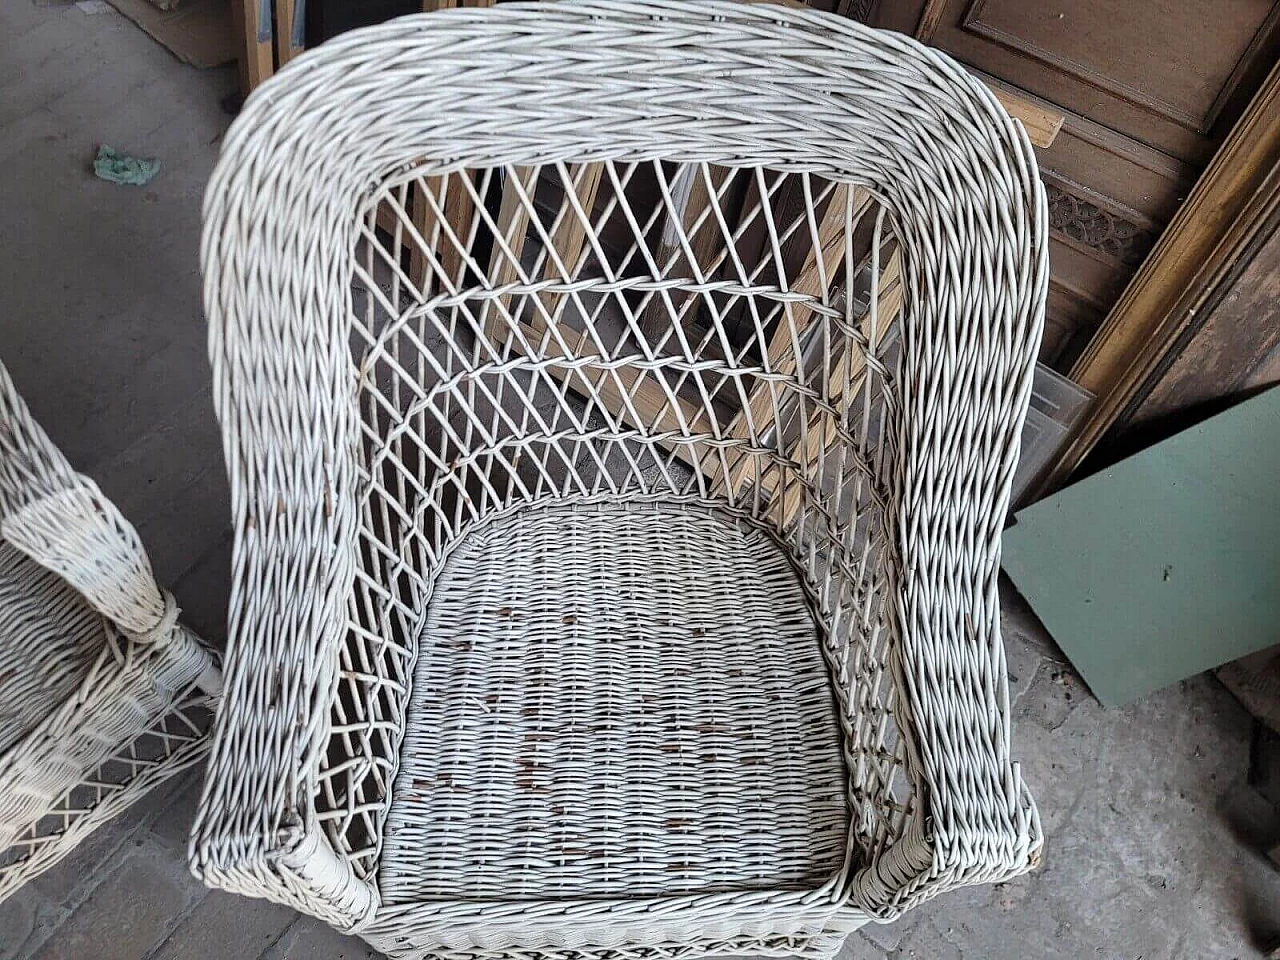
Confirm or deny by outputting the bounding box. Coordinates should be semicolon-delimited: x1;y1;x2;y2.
0;358;220;903
191;3;1046;957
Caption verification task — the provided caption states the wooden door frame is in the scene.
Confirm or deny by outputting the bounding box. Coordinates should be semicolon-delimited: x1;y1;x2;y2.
915;1;1280;497
1032;61;1280;497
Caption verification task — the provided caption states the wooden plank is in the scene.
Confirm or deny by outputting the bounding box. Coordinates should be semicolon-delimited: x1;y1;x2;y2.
273;0;297;69
1033;61;1280;499
482;161;602;337
708;170;810;358
712;184;872;494
234;0;273;94
988;86;1063;149
777;247;903;526
913;0;948;42
106;0;236;69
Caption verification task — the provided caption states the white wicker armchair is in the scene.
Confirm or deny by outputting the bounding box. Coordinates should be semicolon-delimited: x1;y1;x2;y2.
0;358;221;902
191;3;1046;958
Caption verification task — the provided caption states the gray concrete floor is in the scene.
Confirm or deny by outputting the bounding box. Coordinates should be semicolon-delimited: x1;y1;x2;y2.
2;2;1279;958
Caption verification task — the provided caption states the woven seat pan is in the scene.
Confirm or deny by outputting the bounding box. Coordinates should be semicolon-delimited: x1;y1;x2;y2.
193;2;1048;957
382;502;847;904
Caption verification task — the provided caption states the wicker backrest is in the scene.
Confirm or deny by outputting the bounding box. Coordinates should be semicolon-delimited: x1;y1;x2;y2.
197;0;1045;926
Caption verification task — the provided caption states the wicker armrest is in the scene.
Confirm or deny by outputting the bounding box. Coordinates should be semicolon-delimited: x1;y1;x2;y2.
852;587;1044;919
0;361;174;641
189;466;377;928
850;107;1048;917
2;485;175;639
0;355;222;896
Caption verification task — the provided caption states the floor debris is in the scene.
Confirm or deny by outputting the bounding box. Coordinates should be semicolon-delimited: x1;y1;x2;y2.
92;144;160;185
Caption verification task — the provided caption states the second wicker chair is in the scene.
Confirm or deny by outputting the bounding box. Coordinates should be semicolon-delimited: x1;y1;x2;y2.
0;358;220;903
191;3;1047;957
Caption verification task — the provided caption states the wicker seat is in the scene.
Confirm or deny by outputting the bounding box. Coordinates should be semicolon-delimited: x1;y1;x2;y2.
192;3;1046;957
0;358;220;903
381;503;848;905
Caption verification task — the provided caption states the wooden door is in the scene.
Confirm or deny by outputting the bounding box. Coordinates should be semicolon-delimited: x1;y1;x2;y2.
891;0;1280;371
1122;169;1280;439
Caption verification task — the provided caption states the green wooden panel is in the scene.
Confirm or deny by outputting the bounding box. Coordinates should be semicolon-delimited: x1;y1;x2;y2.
1002;386;1280;706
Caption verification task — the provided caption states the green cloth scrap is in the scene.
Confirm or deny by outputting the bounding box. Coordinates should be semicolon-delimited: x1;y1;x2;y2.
93;145;159;186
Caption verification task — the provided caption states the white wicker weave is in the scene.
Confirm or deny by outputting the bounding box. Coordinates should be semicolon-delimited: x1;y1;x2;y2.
0;358;221;902
191;3;1047;957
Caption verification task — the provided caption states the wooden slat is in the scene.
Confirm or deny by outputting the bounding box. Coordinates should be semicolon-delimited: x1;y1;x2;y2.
273;0;296;69
777;247;903;525
913;0;948;43
712;184;873;494
234;0;273;94
535;164;605;330
989;86;1064;149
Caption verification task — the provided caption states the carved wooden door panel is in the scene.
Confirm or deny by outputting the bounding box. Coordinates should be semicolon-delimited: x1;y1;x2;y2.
904;0;1280;370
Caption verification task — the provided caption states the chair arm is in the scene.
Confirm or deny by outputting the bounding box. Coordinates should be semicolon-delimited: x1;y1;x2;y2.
2;485;173;639
849;415;1047;917
187;481;377;929
850;106;1048;918
0;359;172;641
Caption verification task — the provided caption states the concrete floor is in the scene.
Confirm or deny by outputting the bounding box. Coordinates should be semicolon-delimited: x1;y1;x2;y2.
2;2;1279;958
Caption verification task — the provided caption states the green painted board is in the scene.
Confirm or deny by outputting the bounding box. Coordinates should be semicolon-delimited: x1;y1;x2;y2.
1001;386;1280;706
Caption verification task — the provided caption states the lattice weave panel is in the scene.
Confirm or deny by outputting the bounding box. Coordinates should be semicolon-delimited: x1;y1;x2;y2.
322;158;906;887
